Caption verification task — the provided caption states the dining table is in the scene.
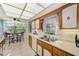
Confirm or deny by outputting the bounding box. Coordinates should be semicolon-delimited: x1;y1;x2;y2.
4;32;24;45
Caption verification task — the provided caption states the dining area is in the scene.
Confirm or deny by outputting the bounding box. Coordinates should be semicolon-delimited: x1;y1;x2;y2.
0;18;27;56
4;32;24;45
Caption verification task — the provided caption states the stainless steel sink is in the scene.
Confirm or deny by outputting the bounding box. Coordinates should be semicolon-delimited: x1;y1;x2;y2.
49;38;58;42
40;37;58;42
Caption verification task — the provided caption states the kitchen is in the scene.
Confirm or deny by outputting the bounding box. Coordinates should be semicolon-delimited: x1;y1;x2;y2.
28;3;79;56
0;3;79;56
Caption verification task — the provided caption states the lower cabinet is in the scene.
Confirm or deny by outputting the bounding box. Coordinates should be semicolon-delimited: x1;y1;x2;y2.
37;39;73;56
43;49;52;56
29;35;32;48
32;36;37;52
29;35;74;56
37;45;42;56
37;39;52;56
53;47;73;56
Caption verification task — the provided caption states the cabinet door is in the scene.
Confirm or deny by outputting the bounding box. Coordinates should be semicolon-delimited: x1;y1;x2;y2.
37;45;42;56
43;49;52;56
32;21;35;33
29;35;32;48
35;19;39;29
33;38;37;52
53;47;73;56
32;36;37;52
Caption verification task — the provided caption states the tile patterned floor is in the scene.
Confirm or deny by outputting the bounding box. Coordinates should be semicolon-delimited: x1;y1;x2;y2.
2;39;36;56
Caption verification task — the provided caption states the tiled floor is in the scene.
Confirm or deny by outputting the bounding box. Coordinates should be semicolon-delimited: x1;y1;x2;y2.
2;39;36;56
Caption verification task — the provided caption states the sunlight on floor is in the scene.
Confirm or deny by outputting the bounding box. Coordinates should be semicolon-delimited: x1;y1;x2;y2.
2;39;36;56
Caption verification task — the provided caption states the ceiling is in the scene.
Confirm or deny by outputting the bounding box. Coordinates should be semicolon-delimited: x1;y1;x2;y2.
1;3;53;20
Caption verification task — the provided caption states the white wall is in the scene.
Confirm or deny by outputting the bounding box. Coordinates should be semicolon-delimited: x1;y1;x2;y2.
56;4;77;43
0;4;7;38
0;4;6;19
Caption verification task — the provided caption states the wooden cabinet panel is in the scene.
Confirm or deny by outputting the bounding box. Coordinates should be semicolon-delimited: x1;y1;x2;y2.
35;19;39;29
39;19;44;31
32;36;37;52
77;4;79;29
30;37;74;56
37;45;42;56
53;47;73;56
42;41;53;52
29;35;32;48
43;49;52;56
53;47;65;56
37;39;53;56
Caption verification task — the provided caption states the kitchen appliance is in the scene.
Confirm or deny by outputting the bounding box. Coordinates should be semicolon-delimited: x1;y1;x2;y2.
75;34;79;47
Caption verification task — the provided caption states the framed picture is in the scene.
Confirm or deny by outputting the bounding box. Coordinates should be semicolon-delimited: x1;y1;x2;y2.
62;4;77;29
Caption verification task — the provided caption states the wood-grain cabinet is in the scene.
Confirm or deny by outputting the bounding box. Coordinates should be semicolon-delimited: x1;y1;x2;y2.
37;39;73;56
43;49;52;56
32;36;37;52
29;35;32;48
53;47;73;56
28;35;37;52
37;45;42;56
29;35;74;56
37;39;53;56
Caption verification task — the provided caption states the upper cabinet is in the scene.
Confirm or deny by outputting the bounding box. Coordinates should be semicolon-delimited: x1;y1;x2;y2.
31;19;40;33
32;21;35;33
31;4;79;30
62;4;77;29
35;19;39;29
39;19;44;31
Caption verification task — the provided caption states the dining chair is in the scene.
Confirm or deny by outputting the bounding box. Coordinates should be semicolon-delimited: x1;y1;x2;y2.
17;33;22;42
9;33;14;45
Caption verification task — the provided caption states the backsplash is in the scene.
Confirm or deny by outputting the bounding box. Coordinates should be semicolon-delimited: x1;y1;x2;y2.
37;29;79;43
57;29;79;43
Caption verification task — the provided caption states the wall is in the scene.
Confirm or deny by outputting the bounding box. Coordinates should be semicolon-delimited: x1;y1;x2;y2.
57;29;79;44
0;4;6;19
0;4;7;39
42;4;79;44
57;4;78;43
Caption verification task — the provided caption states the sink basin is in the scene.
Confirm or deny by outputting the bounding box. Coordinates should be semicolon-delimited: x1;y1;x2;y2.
49;39;58;42
40;37;44;39
54;40;63;43
40;37;58;42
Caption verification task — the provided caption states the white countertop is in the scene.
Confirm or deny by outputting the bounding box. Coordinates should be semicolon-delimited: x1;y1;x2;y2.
29;33;79;56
